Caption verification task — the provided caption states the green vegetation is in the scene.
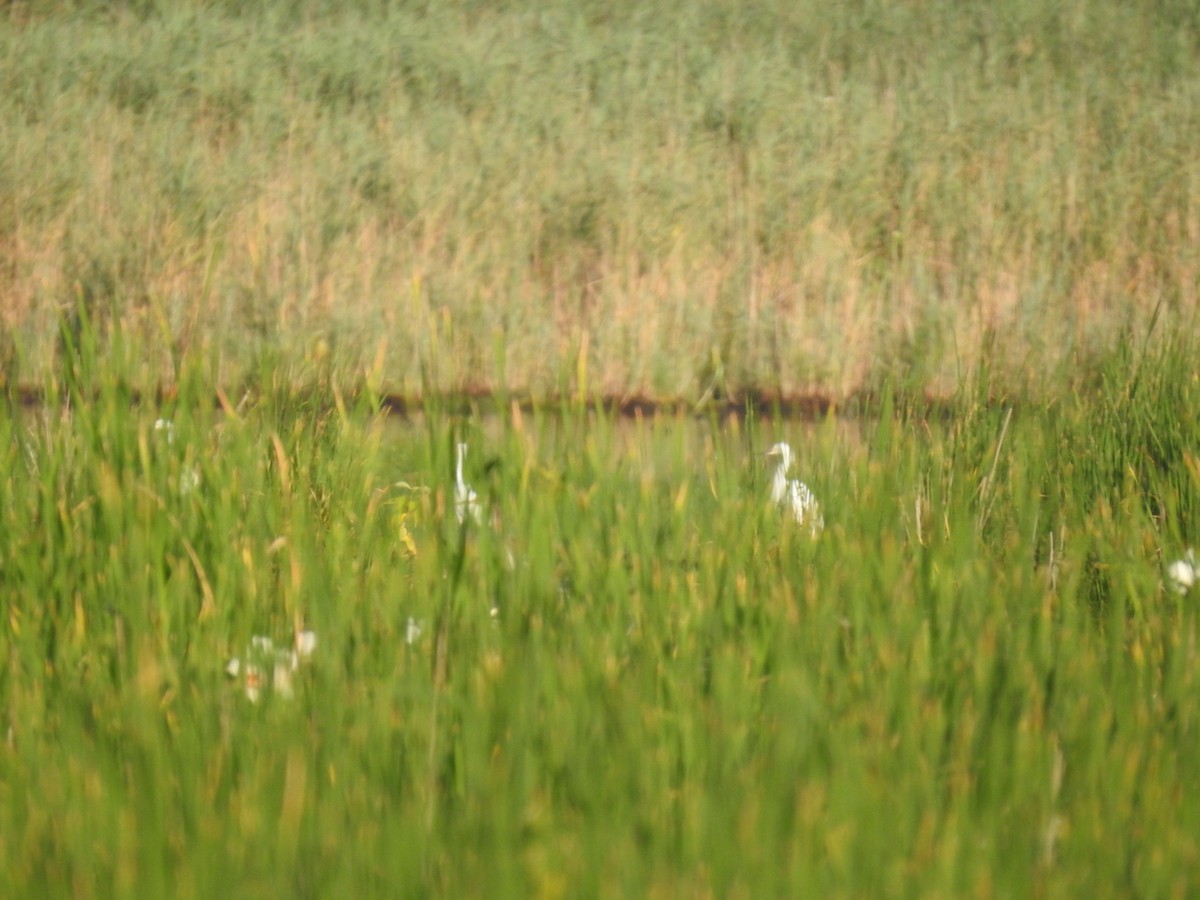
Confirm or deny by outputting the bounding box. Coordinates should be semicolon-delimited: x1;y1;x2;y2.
2;0;1199;399
3;331;1200;896
4;2;1200;895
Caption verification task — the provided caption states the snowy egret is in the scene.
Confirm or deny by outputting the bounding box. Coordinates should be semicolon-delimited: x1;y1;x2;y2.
765;441;823;536
454;442;483;525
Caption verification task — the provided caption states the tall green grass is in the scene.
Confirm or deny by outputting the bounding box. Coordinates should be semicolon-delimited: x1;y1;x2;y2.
3;333;1200;895
2;0;1199;398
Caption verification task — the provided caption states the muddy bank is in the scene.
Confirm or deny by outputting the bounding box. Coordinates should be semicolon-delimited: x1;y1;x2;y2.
8;382;998;422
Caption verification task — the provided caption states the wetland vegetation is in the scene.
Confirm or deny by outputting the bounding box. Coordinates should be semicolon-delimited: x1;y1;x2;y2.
3;0;1200;895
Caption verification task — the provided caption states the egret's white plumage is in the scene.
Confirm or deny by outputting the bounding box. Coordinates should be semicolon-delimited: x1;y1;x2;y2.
454;442;483;525
765;441;823;536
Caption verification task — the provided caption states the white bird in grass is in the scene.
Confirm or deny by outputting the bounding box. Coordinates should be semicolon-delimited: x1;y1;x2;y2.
454;441;483;525
765;441;823;536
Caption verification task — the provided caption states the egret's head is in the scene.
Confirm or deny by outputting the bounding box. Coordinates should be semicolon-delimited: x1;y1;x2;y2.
765;442;793;468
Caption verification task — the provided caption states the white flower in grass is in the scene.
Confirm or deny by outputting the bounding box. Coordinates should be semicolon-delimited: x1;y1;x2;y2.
224;658;265;703
295;630;317;658
226;631;317;702
405;617;424;646
178;467;202;495
273;659;295;699
249;635;276;655
153;418;202;495
1167;549;1197;595
242;666;263;703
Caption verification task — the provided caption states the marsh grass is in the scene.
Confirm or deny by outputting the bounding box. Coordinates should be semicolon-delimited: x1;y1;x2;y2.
3;328;1200;895
3;0;1200;399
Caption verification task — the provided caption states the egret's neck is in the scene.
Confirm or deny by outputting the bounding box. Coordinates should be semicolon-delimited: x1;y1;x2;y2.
770;462;788;503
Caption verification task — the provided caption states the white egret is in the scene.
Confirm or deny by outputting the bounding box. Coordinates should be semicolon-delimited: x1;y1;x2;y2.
454;441;483;525
765;441;823;536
